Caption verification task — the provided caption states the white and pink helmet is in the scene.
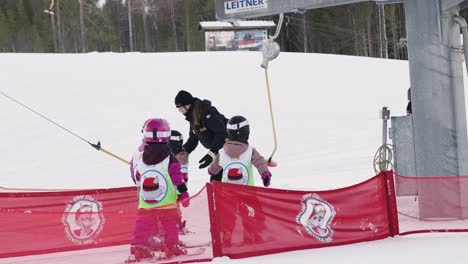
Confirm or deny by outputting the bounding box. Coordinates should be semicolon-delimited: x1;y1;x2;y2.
142;118;171;143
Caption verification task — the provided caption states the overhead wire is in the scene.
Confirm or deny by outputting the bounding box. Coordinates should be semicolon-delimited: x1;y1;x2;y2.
0;90;130;165
284;19;362;53
285;15;399;56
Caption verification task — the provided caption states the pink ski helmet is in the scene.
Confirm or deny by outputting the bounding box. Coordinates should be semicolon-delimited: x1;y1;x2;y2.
142;118;171;143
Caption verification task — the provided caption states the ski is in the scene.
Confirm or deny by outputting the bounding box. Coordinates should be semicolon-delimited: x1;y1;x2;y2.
124;244;208;263
155;247;207;263
181;242;211;249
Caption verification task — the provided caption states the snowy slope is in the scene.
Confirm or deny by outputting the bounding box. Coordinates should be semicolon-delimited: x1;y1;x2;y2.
0;52;409;192
1;51;467;263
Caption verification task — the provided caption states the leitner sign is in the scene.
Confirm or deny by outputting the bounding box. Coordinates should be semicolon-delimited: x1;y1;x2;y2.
224;0;268;14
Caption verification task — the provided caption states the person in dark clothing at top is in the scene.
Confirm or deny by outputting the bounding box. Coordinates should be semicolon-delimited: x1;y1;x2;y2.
406;87;412;115
174;90;229;182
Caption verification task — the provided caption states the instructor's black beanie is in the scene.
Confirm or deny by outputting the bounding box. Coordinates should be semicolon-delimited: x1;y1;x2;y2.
175;90;194;106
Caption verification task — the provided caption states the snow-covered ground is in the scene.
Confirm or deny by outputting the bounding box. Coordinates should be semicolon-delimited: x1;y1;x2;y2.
1;51;467;263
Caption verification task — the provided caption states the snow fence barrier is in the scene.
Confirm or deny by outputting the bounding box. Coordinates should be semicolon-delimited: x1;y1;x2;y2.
208;171;399;258
0;186;213;262
394;173;468;235
2;171;468;262
0;171;402;262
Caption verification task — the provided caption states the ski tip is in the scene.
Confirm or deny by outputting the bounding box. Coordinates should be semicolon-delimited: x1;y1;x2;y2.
266;159;278;167
43;10;55;15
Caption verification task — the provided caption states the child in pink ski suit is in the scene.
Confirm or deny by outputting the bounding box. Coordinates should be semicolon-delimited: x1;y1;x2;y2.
128;118;189;262
139;129;188;183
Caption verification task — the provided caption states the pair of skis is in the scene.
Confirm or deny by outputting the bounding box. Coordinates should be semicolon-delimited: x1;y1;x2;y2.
125;243;209;263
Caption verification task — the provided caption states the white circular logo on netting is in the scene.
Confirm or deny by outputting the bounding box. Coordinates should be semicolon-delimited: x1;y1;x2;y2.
62;195;105;245
296;193;336;243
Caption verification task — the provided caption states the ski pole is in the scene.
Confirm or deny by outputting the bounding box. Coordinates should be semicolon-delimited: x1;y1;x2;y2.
0;90;130;165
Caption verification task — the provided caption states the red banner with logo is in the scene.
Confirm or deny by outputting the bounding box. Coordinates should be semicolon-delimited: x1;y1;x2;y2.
208;171;398;259
0;185;214;262
0;187;138;257
1;171;397;261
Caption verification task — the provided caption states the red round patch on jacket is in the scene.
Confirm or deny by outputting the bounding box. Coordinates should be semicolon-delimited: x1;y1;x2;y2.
142;177;159;191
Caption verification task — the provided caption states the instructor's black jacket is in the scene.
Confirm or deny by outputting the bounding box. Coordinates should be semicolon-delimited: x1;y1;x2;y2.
183;98;228;154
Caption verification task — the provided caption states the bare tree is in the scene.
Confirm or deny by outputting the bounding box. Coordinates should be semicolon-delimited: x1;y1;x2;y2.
127;0;134;51
389;5;399;59
377;4;382;58
378;4;388;58
348;11;360;56
56;0;65;52
303;12;308;52
366;4;373;57
169;0;178;51
142;0;151;51
184;0;191;51
79;0;87;52
382;5;388;58
49;13;58;52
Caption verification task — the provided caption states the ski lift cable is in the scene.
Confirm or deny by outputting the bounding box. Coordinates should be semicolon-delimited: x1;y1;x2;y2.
271;13;284;40
0;90;130;165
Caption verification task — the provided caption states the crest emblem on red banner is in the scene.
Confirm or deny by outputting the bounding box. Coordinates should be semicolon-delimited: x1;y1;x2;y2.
62;195;105;245
296;193;336;243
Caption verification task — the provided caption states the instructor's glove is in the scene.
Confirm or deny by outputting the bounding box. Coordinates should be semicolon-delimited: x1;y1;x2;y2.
261;171;272;187
199;151;216;169
179;191;190;208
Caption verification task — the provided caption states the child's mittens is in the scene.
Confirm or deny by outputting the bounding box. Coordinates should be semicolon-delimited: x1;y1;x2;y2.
261;171;272;187
179;192;190;207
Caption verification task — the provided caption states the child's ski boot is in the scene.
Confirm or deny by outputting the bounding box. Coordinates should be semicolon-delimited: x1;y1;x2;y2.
221;231;232;247
124;245;154;263
164;244;187;259
178;219;190;235
153;244;187;260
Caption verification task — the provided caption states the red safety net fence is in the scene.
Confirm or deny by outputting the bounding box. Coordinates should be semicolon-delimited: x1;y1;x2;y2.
0;186;214;263
0;186;137;257
394;173;468;235
208;171;398;259
6;171;466;262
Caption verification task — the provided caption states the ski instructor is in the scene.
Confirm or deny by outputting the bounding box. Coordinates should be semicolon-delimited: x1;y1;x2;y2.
174;90;229;182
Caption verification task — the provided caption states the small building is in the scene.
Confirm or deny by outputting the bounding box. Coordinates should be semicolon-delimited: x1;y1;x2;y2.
198;20;275;51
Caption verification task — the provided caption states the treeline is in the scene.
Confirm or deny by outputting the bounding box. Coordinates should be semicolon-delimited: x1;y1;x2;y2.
0;0;213;52
1;0;466;59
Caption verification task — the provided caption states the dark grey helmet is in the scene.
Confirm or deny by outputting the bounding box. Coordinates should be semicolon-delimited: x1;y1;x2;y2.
227;115;250;143
169;130;183;153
